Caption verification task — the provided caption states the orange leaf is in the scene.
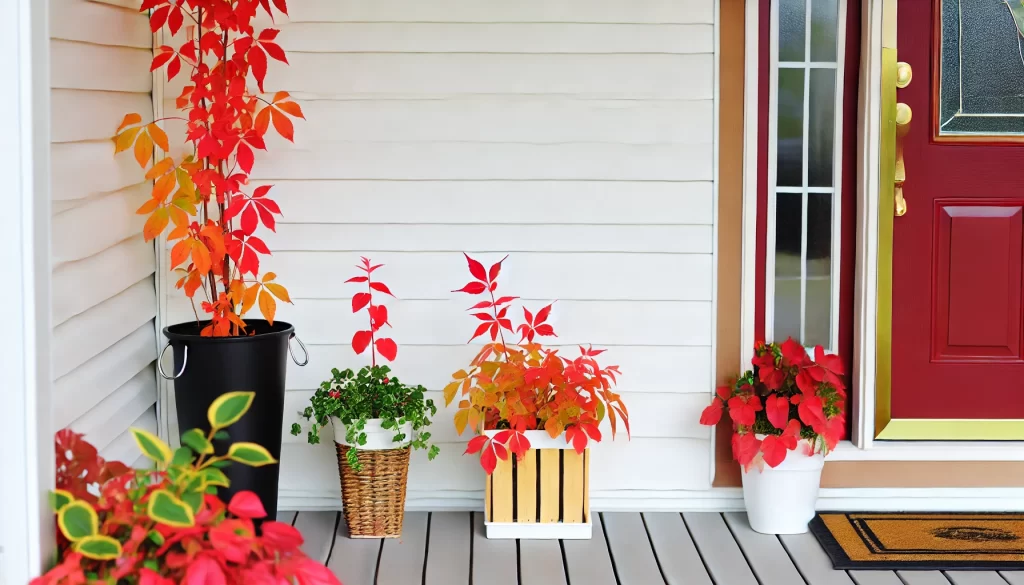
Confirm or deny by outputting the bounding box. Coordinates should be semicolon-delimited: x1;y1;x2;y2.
145;157;175;180
275;101;304;119
117;113;142;133
114;127;140;154
241;283;260;314
168;206;189;229
262;271;277;282
270;108;294;142
254;107;271;137
152;172;176;201
134;130;154;168
136;197;161;215
191;240;212;274
454;409;470;435
264;282;291;303
170;240;190;269
271;91;290;103
147;123;170;152
143;208;169;242
258;289;277;324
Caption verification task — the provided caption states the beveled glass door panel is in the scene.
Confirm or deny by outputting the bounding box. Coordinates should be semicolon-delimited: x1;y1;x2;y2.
937;0;1024;139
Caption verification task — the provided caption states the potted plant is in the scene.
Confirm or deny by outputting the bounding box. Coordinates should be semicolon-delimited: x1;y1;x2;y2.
36;392;339;585
292;258;439;538
113;0;307;518
700;339;846;535
446;254;630;540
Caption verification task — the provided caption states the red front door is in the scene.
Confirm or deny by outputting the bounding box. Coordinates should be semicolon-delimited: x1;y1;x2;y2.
891;0;1024;422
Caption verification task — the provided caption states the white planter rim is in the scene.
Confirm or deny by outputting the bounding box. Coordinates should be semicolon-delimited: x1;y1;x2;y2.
483;429;578;450
484;520;592;540
331;416;414;450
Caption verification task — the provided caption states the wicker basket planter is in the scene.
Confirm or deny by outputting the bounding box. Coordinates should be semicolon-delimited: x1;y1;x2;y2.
332;417;413;538
483;430;592;540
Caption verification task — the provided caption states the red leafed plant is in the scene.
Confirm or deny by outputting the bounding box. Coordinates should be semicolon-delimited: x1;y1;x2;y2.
700;339;846;471
346;257;398;364
37;393;341;585
114;0;302;336
446;254;629;474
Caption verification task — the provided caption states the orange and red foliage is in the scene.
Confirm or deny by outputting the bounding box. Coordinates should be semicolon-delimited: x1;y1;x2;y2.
445;254;630;474
700;339;846;470
115;0;302;337
345;257;398;365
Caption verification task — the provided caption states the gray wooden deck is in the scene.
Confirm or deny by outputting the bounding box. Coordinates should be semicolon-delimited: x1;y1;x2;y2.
279;511;1023;585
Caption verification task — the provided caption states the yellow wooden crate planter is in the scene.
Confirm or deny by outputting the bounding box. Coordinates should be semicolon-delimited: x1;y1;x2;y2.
483;430;592;539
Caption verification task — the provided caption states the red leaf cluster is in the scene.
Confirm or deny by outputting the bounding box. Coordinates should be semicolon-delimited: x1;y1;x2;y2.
699;339;846;471
346;258;398;364
55;429;131;504
447;254;629;474
117;0;303;336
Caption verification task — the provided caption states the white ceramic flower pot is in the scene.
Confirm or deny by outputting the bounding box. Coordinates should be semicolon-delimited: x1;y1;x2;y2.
331;417;414;450
740;438;824;535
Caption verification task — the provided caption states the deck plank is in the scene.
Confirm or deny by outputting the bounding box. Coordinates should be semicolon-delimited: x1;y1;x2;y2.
562;513;617;585
376;512;429;585
471;513;517;585
723;512;806;585
897;572;953;585
601;512;665;585
779;532;856;585
276;511;297;525
294;511;339;563
518;537;568;585
424;512;471;585
848;571;906;585
326;518;381;585
645;513;712;585
945;572;1013;585
683;513;759;585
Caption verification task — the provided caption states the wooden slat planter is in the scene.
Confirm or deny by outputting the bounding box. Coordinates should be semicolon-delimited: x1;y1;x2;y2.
483;430;592;539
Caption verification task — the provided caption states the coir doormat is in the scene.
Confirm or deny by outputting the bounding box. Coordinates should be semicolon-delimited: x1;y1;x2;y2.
810;512;1024;570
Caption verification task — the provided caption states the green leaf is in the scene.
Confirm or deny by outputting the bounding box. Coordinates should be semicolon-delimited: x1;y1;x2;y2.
227;442;277;467
49;490;74;512
207;391;255;430
200;467;230;487
143;559;160;572
131;428;173;466
181;491;204;516
74;535;122;561
181;429;213;454
171;446;193;468
290;423;302;436
1006;0;1024;36
58;501;98;541
211;459;233;469
147;489;195;527
147;530;165;546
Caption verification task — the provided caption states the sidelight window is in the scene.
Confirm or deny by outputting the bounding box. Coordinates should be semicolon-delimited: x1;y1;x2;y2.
766;0;846;350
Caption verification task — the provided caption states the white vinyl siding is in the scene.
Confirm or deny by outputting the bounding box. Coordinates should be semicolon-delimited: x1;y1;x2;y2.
161;0;718;506
50;0;156;466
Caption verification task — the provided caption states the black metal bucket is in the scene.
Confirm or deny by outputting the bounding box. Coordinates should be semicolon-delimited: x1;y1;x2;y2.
161;320;308;521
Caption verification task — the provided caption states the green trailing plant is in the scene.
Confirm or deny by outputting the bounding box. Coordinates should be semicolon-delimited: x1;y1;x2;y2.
291;258;439;470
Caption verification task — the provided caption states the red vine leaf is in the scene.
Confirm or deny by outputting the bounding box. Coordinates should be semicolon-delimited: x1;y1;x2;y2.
351;331;372;355
352;293;371;313
375;338;397;362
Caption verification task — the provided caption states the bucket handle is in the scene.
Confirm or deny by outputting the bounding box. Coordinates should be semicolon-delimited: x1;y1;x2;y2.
289;333;309;366
157;343;187;380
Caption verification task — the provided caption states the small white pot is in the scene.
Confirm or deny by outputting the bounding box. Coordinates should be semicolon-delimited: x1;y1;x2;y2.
741;438;824;535
331;416;414;450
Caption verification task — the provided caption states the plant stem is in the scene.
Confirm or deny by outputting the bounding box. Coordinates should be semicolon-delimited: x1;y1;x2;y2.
488;288;512;362
367;273;377;367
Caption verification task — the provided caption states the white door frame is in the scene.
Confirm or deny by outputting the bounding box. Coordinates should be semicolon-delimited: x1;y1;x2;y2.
0;0;54;582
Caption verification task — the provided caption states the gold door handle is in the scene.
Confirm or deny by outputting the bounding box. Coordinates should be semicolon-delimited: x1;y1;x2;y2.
894;62;912;217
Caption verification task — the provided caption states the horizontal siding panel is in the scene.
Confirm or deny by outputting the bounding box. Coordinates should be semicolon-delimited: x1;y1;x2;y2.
254;180;714;225
169;298;712;345
53;184;148;265
254;53;712;99
284;390;711;444
259;224;713;254
276;344;711;394
50;0;151;48
51;40;152;92
279;436;711;492
53;89;152;143
71;367;157;451
52;141;145;202
53;323;156;430
100;406;157;464
53;237;155;325
250;143;712;181
278;23;713;53
217;98;713;146
288;0;714;24
237;252;712;301
53;278;155;379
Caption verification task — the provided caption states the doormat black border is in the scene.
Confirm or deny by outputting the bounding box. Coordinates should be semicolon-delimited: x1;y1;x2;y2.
810;512;1024;571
